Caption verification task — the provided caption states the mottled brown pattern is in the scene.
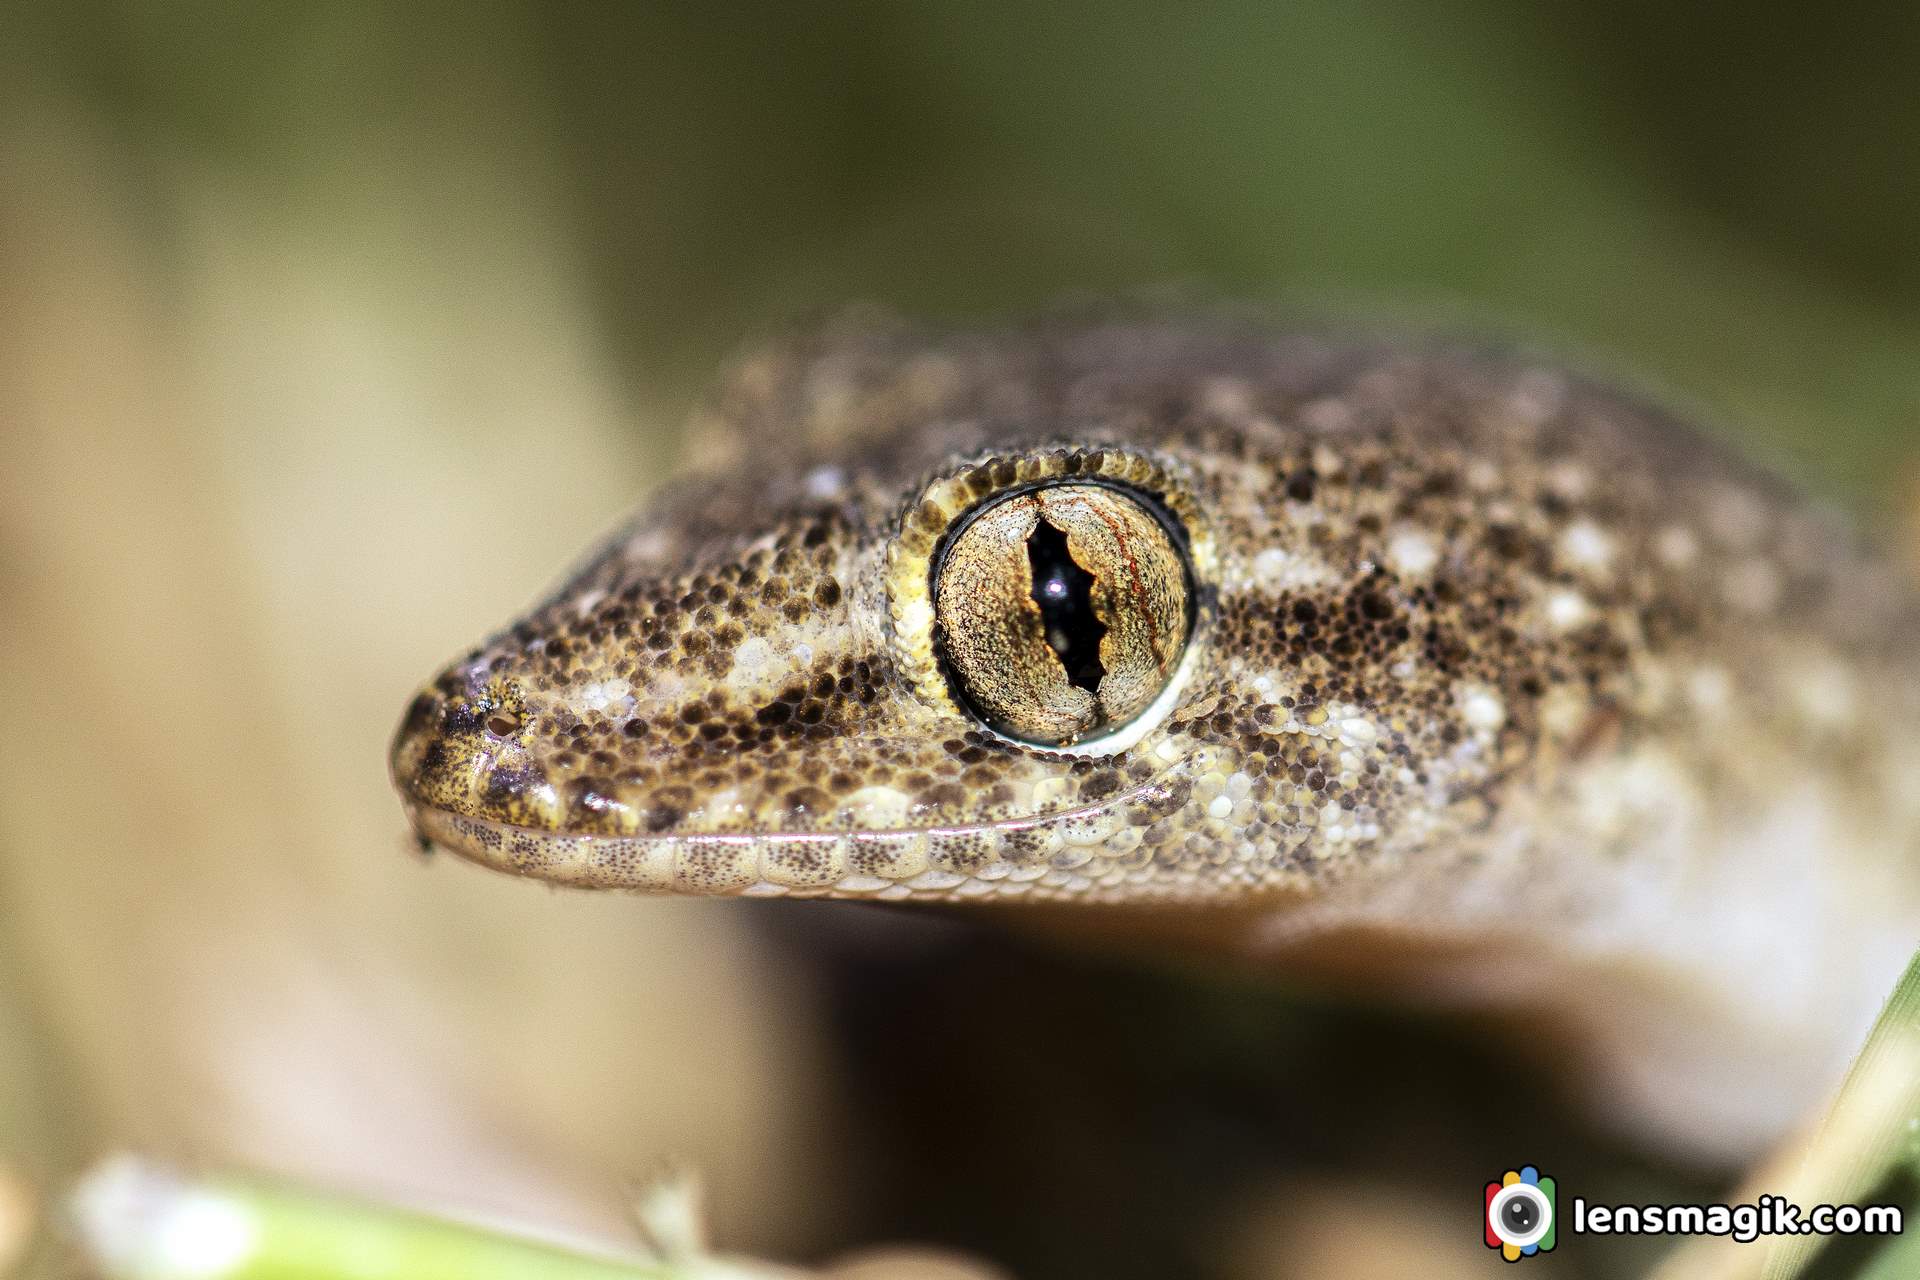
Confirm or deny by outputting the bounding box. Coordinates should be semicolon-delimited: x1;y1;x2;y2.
393;310;1917;899
392;309;1920;1148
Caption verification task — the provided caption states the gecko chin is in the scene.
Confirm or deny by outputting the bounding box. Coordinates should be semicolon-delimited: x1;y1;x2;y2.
395;770;1208;900
387;661;1229;902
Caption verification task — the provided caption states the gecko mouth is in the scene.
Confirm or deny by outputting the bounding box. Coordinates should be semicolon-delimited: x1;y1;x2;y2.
401;768;1194;900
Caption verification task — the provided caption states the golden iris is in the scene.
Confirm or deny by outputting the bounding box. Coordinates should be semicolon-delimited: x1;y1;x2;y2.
932;483;1193;747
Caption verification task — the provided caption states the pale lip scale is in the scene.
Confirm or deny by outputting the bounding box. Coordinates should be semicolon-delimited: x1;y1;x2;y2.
402;768;1196;902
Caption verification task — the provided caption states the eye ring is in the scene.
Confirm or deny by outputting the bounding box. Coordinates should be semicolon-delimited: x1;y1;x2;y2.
884;446;1215;756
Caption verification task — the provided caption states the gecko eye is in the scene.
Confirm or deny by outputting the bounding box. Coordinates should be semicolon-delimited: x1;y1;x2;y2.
931;482;1194;747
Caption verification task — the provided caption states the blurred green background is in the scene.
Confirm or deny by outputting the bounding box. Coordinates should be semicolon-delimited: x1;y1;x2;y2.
1;4;1916;1279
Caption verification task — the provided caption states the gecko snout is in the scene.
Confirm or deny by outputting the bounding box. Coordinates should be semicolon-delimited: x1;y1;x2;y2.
388;688;447;795
388;665;570;845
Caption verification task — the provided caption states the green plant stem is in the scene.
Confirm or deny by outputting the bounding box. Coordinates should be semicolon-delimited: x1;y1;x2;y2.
67;1156;760;1280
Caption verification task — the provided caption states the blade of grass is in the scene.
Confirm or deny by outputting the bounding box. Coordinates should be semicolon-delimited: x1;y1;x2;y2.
1653;949;1920;1280
66;1155;792;1280
1764;949;1920;1280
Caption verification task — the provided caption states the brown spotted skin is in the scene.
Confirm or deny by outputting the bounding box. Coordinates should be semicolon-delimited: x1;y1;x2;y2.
393;309;1920;1153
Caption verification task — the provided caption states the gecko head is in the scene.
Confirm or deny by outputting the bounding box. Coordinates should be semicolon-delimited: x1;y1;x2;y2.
390;442;1256;901
394;319;1590;906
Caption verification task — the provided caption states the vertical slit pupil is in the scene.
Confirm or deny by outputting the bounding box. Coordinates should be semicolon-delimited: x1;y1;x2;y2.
1026;518;1106;695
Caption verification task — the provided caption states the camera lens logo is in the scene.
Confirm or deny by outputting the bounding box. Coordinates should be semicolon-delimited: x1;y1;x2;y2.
1485;1166;1556;1261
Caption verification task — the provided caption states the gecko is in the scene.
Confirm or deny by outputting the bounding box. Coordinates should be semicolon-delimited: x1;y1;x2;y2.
391;308;1920;1159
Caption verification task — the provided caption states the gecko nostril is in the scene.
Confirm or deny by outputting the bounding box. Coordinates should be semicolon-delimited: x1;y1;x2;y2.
485;711;522;737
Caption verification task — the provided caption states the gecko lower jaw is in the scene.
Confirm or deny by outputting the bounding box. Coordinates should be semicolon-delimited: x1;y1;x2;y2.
400;769;1197;902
